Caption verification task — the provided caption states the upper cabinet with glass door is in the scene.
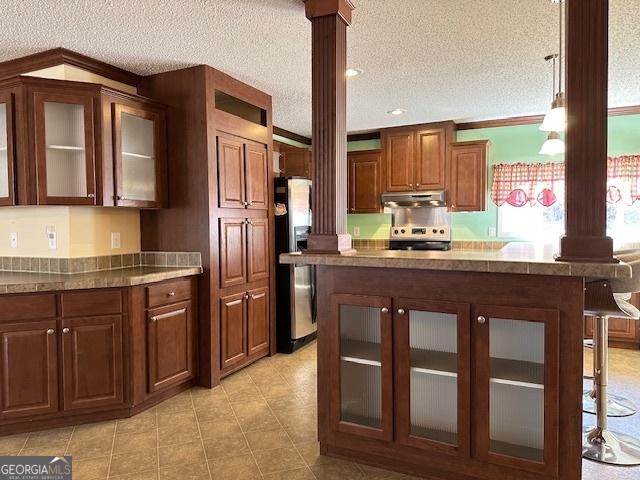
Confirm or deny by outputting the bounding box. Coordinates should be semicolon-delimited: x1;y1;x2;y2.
112;103;166;208
33;90;97;205
0;92;15;206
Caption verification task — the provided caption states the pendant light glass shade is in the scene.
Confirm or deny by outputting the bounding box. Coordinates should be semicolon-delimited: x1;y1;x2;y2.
539;131;565;156
540;95;566;132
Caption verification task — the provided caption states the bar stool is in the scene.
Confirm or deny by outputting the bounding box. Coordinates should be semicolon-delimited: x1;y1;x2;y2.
582;250;640;465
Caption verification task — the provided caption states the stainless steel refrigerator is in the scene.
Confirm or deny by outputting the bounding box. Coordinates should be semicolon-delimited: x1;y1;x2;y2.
274;177;317;353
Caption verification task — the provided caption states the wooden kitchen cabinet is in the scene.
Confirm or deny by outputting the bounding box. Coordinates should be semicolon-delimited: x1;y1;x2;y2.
248;286;270;357
0;91;16;206
218;133;268;210
147;300;195;393
279;143;311;178
0;320;59;419
348;150;382;213
0;76;167;208
381;122;455;193
219;217;269;288
221;292;248;369
61;315;124;411
112;103;167;208
448;140;488;212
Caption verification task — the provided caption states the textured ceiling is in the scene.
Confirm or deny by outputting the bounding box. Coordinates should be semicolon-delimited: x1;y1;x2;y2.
1;0;638;136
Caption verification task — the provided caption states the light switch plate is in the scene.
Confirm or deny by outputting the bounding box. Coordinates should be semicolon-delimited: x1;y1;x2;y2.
353;227;361;237
488;226;497;237
111;232;121;249
48;232;57;249
10;232;17;249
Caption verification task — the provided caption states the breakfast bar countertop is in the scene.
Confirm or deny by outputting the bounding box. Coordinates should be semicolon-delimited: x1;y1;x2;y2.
280;242;632;279
0;266;203;295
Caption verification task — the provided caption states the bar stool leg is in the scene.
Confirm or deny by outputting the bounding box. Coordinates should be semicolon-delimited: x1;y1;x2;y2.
583;321;637;417
583;315;640;465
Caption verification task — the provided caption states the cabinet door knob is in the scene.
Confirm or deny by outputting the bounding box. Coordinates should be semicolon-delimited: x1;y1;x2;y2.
167;291;175;297
397;308;406;315
243;201;249;206
87;193;95;198
150;316;157;322
381;307;389;313
244;293;249;299
62;327;70;334
416;183;420;187
477;315;487;325
46;328;55;335
117;195;126;201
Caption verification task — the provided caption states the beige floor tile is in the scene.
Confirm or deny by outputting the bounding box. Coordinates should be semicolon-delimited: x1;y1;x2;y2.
310;458;366;480
262;467;316;480
191;385;226;400
202;431;250;459
253;446;306;474
116;409;157;435
256;382;297;400
284;422;318;444
158;440;206;468
156;391;193;412
198;417;242;440
359;464;407;479
159;461;211;480
158;422;201;447
66;435;114;459
244;426;293;452
232;400;279;432
0;433;28;455
108;470;158;480
266;394;314;412
295;441;321;466
108;449;158;477
194;400;235;422
157;410;197;429
226;385;264;404
208;454;261;480
19;443;68;457
72;421;117;441
274;408;316;428
72;456;111;480
112;429;157;455
24;426;74;448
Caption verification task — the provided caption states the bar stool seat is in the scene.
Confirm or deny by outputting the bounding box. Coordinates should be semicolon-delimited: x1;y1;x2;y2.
582;249;640;465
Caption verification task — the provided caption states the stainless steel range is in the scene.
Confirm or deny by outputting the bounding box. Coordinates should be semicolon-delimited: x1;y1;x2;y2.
381;190;452;251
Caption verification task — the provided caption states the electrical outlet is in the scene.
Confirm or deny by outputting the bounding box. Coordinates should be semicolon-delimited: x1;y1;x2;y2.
353;227;361;237
488;226;497;237
10;232;17;249
48;232;57;249
111;232;121;249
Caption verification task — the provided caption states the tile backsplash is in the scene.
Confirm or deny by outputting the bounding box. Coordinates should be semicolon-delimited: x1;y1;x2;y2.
0;252;201;274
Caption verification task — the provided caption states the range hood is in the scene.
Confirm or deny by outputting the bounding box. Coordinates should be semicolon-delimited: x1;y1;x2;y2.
381;190;447;207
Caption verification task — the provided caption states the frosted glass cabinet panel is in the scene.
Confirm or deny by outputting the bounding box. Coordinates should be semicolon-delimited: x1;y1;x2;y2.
331;294;393;441
113;104;164;208
0;99;12;204
395;299;470;455
477;305;559;475
34;92;96;204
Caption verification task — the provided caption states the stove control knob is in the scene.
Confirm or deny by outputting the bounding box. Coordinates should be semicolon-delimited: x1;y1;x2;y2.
394;229;399;234
401;229;406;234
440;229;445;234
432;229;438;234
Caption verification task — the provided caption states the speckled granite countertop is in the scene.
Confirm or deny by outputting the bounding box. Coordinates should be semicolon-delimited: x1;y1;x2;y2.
0;266;202;294
280;242;631;279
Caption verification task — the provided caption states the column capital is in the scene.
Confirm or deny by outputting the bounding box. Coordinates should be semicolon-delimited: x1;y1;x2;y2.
304;0;355;25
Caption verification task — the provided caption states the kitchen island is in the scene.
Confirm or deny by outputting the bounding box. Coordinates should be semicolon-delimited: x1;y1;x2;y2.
280;244;631;480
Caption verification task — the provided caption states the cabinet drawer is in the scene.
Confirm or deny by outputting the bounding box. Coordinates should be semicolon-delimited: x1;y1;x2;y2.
61;290;122;317
147;278;191;308
0;294;57;321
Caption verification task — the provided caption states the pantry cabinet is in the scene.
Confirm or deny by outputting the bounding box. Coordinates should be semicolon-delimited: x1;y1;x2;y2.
0;76;167;208
381;122;455;193
219;217;269;288
348;150;382;213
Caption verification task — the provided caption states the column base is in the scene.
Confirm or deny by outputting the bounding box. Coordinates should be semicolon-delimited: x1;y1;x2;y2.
307;234;356;254
555;235;617;263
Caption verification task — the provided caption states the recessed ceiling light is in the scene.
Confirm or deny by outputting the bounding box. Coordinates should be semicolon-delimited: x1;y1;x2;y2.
387;108;408;116
345;68;363;78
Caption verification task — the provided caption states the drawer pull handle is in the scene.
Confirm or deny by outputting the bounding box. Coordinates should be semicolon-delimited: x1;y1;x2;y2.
62;327;70;334
167;292;176;297
477;315;487;325
397;308;405;315
47;328;55;335
151;308;186;322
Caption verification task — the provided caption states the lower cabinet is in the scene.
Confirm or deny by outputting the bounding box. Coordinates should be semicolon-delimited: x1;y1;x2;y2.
221;286;270;373
146;301;194;393
0;320;58;419
61;315;124;411
329;293;561;478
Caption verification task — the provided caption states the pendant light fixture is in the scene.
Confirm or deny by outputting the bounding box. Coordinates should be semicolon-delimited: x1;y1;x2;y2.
540;0;566;134
539;131;566;155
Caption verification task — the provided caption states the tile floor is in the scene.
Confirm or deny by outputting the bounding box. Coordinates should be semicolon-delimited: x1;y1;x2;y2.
0;342;638;479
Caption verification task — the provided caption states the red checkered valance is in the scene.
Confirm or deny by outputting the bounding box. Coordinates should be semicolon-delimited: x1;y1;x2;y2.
491;156;640;207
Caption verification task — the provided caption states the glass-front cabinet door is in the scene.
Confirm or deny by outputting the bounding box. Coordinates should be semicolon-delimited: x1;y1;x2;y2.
33;92;96;205
330;294;393;441
475;305;559;476
395;299;470;456
113;104;165;208
0;92;14;205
